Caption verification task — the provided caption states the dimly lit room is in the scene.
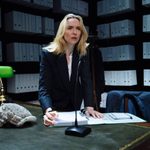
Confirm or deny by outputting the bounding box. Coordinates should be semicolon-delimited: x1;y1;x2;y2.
0;0;149;149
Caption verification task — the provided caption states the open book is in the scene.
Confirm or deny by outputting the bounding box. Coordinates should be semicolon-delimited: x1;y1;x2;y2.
88;113;146;125
54;111;88;126
53;111;146;127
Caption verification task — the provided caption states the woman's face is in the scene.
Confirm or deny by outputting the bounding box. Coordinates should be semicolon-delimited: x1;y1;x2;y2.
64;18;82;46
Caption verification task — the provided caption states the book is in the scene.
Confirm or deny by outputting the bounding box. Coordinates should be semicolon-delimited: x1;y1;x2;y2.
54;111;88;127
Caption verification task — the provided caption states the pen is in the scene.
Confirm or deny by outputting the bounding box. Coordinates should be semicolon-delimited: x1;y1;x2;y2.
127;114;133;119
109;113;133;120
80;109;89;120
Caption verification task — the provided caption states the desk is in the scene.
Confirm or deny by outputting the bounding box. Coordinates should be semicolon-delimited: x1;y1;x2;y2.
0;104;149;150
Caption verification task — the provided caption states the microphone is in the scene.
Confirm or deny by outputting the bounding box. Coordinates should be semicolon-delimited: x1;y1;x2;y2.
0;66;14;78
65;57;91;137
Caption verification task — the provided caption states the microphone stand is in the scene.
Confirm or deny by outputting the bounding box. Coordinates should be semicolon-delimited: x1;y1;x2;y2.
65;59;91;137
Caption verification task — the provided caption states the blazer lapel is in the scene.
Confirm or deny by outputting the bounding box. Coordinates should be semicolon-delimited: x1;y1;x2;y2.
57;54;70;89
56;51;79;89
70;50;79;85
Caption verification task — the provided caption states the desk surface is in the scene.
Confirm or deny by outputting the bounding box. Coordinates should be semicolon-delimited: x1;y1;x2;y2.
0;104;149;150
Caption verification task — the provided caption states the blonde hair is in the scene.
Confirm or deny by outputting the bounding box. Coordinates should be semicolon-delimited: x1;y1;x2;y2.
46;13;89;56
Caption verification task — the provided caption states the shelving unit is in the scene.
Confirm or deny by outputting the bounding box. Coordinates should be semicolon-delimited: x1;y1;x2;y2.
96;0;150;92
0;0;150;102
0;0;90;101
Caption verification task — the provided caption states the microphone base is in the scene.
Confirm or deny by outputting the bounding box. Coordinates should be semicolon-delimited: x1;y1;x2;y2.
65;126;91;137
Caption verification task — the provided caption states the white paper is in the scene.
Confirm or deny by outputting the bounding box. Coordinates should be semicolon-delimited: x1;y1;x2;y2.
53;111;146;127
54;111;88;127
87;113;146;125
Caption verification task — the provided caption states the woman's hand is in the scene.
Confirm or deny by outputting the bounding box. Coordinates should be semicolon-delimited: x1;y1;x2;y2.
85;107;103;119
43;110;58;126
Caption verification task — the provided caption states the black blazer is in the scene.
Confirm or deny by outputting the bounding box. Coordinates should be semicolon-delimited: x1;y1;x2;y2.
38;49;94;112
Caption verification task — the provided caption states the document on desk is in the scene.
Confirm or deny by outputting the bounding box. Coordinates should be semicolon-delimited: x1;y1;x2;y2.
54;111;88;126
54;111;146;126
88;113;146;125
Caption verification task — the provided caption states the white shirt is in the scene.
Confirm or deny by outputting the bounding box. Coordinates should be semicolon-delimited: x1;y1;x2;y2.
68;54;73;80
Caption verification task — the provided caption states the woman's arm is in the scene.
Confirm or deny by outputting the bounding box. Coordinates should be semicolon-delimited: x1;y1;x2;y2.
38;49;53;112
81;54;103;118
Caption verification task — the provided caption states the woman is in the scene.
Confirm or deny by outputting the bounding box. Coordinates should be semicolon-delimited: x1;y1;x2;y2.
39;13;103;126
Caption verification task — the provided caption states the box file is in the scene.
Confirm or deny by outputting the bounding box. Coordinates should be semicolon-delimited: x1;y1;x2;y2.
7;42;41;62
97;0;134;16
144;69;150;86
53;0;88;16
7;74;39;93
104;70;137;86
111;19;135;38
43;17;54;35
97;23;110;39
143;42;150;59
100;45;135;62
32;0;53;8
142;0;150;6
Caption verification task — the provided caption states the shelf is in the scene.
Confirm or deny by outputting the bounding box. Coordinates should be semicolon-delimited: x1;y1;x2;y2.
97;36;137;47
0;0;91;100
6;62;39;74
0;0;150;100
103;61;136;70
1;32;53;43
104;85;139;92
97;11;136;24
8;92;38;101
